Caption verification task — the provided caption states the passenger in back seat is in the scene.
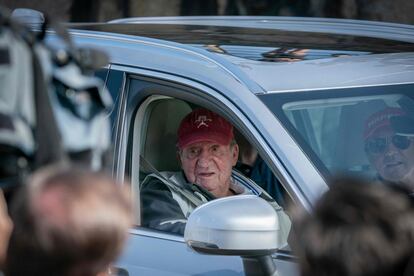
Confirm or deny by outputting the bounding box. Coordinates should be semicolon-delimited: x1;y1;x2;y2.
364;108;414;191
235;132;287;207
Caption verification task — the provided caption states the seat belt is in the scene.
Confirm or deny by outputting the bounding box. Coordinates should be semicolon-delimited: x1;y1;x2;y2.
139;155;207;206
232;169;283;211
139;155;285;213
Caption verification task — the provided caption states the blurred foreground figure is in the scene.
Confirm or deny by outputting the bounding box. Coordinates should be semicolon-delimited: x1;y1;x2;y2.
293;178;414;276
6;167;132;276
0;191;12;271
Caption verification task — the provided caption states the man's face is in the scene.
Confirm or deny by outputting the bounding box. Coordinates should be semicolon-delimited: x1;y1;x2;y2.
179;141;239;198
366;128;414;188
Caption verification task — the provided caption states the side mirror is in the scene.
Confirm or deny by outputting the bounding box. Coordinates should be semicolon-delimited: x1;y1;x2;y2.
75;47;110;72
184;195;284;276
184;195;283;256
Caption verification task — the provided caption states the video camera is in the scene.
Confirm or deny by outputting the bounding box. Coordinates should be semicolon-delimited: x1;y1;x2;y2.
0;8;112;189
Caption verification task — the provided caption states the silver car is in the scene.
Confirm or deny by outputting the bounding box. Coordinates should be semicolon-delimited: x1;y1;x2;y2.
50;16;414;275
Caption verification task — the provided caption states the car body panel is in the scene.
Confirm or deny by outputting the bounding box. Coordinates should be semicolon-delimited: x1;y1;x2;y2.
118;229;244;276
115;229;299;276
61;26;414;93
49;16;414;275
223;52;414;93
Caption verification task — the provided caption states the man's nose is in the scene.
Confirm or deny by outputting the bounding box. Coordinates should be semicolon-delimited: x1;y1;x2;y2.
196;149;212;167
384;141;399;157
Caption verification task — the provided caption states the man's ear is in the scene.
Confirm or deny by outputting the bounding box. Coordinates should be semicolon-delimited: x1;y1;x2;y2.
231;144;239;166
176;151;183;166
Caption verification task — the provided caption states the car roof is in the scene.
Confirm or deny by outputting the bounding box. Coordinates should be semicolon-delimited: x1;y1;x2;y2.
68;16;414;93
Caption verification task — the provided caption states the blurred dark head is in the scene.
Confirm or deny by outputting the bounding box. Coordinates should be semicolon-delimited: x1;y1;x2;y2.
6;166;132;276
293;177;414;276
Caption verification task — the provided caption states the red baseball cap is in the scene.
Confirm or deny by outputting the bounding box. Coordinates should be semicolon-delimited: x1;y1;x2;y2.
363;108;405;140
177;108;234;149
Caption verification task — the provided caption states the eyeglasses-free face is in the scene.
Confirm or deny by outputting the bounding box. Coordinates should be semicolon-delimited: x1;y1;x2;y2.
179;141;239;198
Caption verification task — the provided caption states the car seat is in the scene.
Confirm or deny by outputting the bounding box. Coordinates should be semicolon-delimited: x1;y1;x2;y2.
142;98;192;172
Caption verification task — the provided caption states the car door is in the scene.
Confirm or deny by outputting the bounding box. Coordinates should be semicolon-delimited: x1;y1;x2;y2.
106;64;322;276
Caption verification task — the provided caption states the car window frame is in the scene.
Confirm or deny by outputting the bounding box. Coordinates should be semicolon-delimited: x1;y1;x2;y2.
110;64;323;259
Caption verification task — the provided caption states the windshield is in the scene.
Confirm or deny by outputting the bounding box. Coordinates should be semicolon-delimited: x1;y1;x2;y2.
259;84;414;187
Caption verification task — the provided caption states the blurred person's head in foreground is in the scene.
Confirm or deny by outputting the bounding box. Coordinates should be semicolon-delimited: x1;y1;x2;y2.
293;177;414;276
6;166;132;276
364;108;414;190
0;190;12;270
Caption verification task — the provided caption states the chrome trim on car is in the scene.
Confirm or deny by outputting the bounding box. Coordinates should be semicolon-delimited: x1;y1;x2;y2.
129;227;185;243
266;81;414;94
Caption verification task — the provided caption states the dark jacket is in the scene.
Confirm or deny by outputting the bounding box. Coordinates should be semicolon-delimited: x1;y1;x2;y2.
140;170;291;241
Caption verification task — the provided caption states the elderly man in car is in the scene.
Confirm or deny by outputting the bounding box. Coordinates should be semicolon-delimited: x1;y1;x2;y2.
364;107;414;191
140;108;290;241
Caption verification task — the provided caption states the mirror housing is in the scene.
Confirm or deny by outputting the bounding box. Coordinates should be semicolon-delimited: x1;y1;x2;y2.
184;195;283;256
75;47;110;72
11;8;44;29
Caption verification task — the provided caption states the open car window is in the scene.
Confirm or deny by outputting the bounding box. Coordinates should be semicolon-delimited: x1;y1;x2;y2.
130;95;292;235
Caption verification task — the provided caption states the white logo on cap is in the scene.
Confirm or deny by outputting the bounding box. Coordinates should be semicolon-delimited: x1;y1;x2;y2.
367;113;396;129
195;116;212;128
